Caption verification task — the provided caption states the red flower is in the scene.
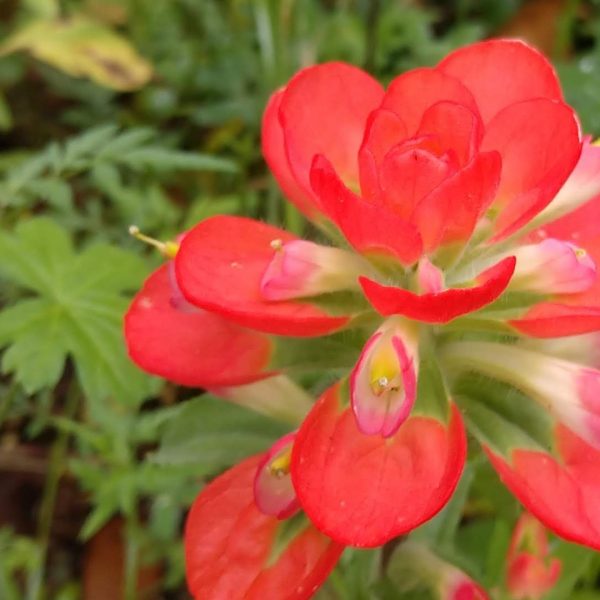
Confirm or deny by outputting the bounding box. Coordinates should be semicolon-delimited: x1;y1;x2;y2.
505;513;561;600
123;38;600;595
184;442;343;599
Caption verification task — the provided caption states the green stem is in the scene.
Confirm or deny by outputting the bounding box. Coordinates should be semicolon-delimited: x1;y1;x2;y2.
364;0;381;73
28;382;80;600
123;508;141;600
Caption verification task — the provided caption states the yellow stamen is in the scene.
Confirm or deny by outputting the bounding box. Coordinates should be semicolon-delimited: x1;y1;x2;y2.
129;225;179;259
268;447;292;478
575;247;587;259
369;341;400;396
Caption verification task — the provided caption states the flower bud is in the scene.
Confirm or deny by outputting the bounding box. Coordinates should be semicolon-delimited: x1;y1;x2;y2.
418;257;444;293
350;318;418;437
511;238;596;295
260;239;368;300
388;542;489;600
506;514;561;600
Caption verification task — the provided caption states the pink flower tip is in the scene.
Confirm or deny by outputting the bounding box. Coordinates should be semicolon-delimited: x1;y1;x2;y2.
511;238;596;295
253;432;300;519
417;257;445;293
350;319;418;437
260;239;366;301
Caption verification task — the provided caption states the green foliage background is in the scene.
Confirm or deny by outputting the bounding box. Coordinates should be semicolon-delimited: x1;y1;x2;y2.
1;1;600;598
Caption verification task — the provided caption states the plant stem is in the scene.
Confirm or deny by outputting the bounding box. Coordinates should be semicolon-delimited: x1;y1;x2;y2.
364;0;381;73
28;382;80;600
123;509;141;600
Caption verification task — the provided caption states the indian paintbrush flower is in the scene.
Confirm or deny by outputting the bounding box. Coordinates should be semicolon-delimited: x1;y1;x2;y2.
124;38;600;597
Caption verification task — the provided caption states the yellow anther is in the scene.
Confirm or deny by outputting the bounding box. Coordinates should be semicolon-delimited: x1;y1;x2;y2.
129;225;179;258
575;247;587;259
268;447;292;478
270;238;284;251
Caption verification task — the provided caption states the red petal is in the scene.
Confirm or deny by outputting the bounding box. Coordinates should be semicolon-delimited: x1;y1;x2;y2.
291;383;466;547
310;155;423;265
511;195;600;337
280;62;384;194
245;526;343;599
175;216;349;337
510;304;600;338
412;151;501;251
358;108;408;199
124;265;272;387
416;101;483;166
538;190;600;242
381;67;479;136
486;424;600;551
185;455;344;599
262;90;321;219
482;98;581;239
360;256;516;323
438;39;563;124
378;147;453;219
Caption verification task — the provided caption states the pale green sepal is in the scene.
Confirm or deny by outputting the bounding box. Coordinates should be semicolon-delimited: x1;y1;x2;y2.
453;374;554;458
413;349;450;423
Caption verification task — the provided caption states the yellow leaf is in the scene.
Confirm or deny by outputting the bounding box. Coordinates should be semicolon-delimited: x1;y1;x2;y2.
0;16;152;91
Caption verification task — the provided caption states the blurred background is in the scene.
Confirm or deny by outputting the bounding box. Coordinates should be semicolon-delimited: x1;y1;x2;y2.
0;1;600;598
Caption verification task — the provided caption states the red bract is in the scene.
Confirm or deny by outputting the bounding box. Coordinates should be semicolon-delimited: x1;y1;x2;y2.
124;264;272;388
487;424;600;551
359;256;516;323
185;454;343;600
506;513;561;600
175;215;351;337
291;383;466;547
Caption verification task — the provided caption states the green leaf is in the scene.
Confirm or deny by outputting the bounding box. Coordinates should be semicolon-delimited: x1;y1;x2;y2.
149;394;288;473
0;16;153;91
0;218;72;294
1;124;238;214
0;299;67;393
117;147;238;173
0;218;156;404
453;374;554;457
543;541;596;600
